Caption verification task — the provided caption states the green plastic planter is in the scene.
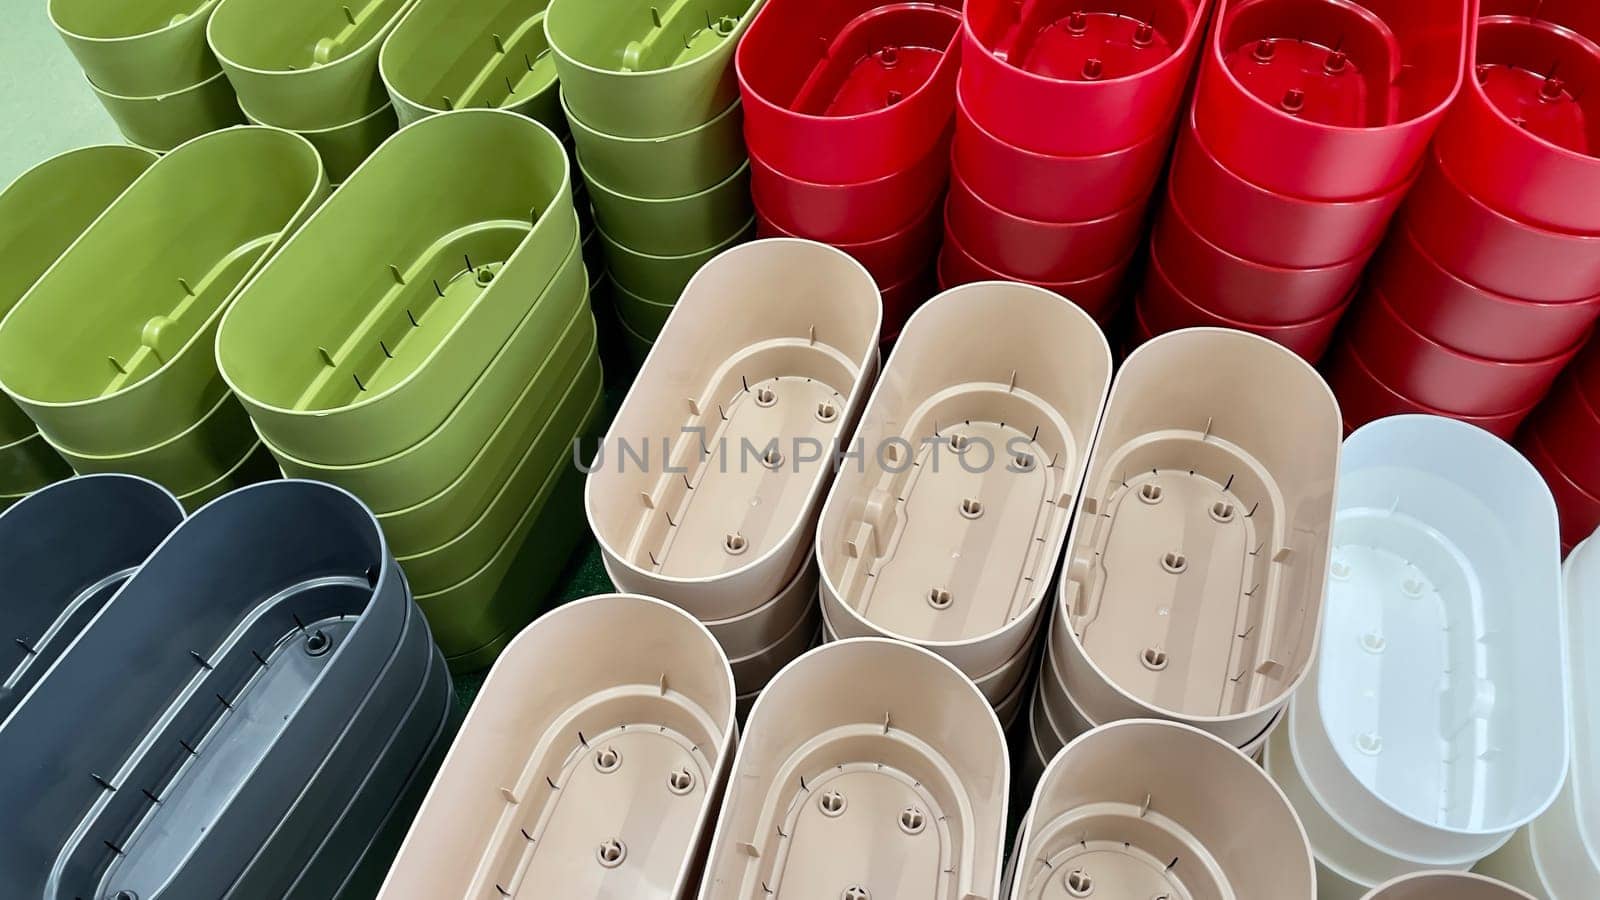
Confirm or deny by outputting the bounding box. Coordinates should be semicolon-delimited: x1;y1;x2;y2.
602;215;752;302
206;0;416;130
0;128;327;457
89;69;246;152
545;0;762;138
392;340;601;586
0;433;74;496
615;298;655;365
0;145;157;448
44;392;256;495
244;103;398;184
583;157;751;256
563;88;746;199
49;0;221;97
265;238;588;510
612;277;674;339
174;441;280;511
381;0;561;130
217;110;577;465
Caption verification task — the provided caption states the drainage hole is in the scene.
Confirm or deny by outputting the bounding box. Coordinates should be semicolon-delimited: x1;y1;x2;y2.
1210;501;1235;523
596;839;627;868
667;768;695;795
754;387;777;407
761;447;784;469
818;789;846;817
1140;647;1169;671
1330;560;1351;580
112;892;139;900
304;630;331;657
1401;578;1425;597
816;401;838;423
594;746;622;773
949;433;968;451
724;532;748;555
1356;732;1383;756
475;267;495;286
842;887;871;900
1014;452;1035;471
1139;482;1163;504
959;498;984;519
927;588;953;610
898;807;925;835
715;14;737;34
1160;552;1187;574
1065;868;1094;896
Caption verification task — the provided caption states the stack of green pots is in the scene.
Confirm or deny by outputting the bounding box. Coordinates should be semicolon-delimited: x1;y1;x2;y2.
208;0;416;183
0;146;159;510
546;0;761;364
0;128;327;510
217;111;603;674
50;0;246;152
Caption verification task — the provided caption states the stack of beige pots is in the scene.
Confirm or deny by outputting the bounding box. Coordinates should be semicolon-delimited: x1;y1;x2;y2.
50;0;244;152
585;239;881;715
815;281;1112;729
1029;328;1342;783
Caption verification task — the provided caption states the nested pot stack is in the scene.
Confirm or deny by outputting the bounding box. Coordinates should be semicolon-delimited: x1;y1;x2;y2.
1136;0;1473;363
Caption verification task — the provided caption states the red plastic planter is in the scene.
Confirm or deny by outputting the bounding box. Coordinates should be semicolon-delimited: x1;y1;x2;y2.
1324;340;1533;439
1519;427;1600;548
749;130;950;244
937;223;1132;320
1436;8;1600;234
945;158;1149;282
1406;147;1600;303
952;80;1174;222
1345;285;1581;416
1151;187;1370;324
1373;219;1600;361
880;265;936;341
958;0;1209;156
1139;248;1349;361
1530;373;1600;497
1196;0;1472;200
756;196;942;286
737;0;962;184
1171;108;1415;268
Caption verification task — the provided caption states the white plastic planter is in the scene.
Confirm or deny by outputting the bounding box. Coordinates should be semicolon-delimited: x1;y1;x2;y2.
585;238;882;620
1362;871;1535;899
817;281;1112;681
699;638;1008;899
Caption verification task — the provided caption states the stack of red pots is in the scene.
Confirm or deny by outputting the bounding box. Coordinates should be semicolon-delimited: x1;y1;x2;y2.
1329;0;1600;439
736;0;962;339
1136;0;1473;363
1519;339;1600;553
945;0;1212;325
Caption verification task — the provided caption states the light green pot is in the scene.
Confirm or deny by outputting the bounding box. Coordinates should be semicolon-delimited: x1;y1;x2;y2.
382;0;561;131
583;157;751;256
50;0;221;97
46;391;257;496
265;239;589;511
244;102;398;184
0;433;74;496
611;277;673;340
175;441;281;511
565;89;745;199
0;144;157;446
545;0;763;138
602;215;751;302
615;297;655;365
217;110;576;465
207;0;417;130
0;128;327;456
89;69;246;152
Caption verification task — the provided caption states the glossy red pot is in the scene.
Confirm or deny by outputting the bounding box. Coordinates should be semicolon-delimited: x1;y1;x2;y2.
937;222;1132;320
1324;339;1533;439
748;129;950;244
756;195;942;286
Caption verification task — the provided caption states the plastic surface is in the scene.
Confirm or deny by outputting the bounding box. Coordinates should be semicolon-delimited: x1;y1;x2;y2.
88;69;246;152
1196;0;1473;200
0;127;326;456
601;218;754;303
1012;719;1315;899
1362;872;1535;899
46;390;256;496
49;0;221;96
817;282;1112;678
380;0;561;128
1521;426;1600;555
218;110;575;465
1325;341;1534;440
586;239;882;619
1055;328;1340;746
1532;373;1600;497
612;278;674;339
704;553;820;660
699;638;1009;899
565;92;747;200
938;223;1132;322
582;158;752;257
750;129;950;244
380;594;735;899
246;101;400;184
737;0;962;184
758;196;940;287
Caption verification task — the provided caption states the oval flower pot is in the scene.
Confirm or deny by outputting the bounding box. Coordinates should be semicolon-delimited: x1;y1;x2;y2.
750;128;949;245
44;390;257;496
1053;328;1340;747
601;216;753;304
207;0;415;130
0;479;456;898
0;144;157;448
545;0;762;139
176;440;281;512
939;218;1133;322
565;89;747;200
218;110;576;465
0;127;327;457
1363;872;1536;899
704;551;820;660
244;100;399;184
381;0;562;130
817;282;1112;680
0;433;73;499
1325;339;1538;441
0;474;183;722
582;157;752;257
586;238;882;620
1012;719;1314;898
699;638;1009;899
88;68;246;152
379;594;735;899
49;0;221;97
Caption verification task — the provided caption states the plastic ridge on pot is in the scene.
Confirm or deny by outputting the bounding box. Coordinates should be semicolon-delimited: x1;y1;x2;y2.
817;281;1112;680
545;0;763;139
0;127;327;458
585;238;882;620
698;638;1009;899
581;156;753;258
703;551;820;661
87;68;247;152
243;100;401;185
600;216;754;304
1324;340;1537;441
217;110;576;465
43;388;257;496
1012;719;1316;899
381;0;561;129
1054;328;1341;746
750;128;950;245
49;0;222;97
1361;871;1536;899
564;89;748;200
379;593;735;898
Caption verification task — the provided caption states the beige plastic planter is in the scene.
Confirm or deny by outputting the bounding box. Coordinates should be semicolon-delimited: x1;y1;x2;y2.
88;69;245;152
378;594;735;899
729;608;817;695
586;238;882;620
1053;328;1340;746
1361;872;1535;900
380;0;560;129
1012;720;1316;900
699;638;1008;899
49;0;221;97
818;281;1112;679
703;554;818;661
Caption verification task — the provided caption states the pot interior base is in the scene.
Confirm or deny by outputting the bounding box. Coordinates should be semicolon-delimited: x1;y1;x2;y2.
1220;0;1402;128
1017;805;1223;899
1475;16;1600;158
608;0;743;72
987;2;1184;82
416;12;557;113
790;4;960;117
